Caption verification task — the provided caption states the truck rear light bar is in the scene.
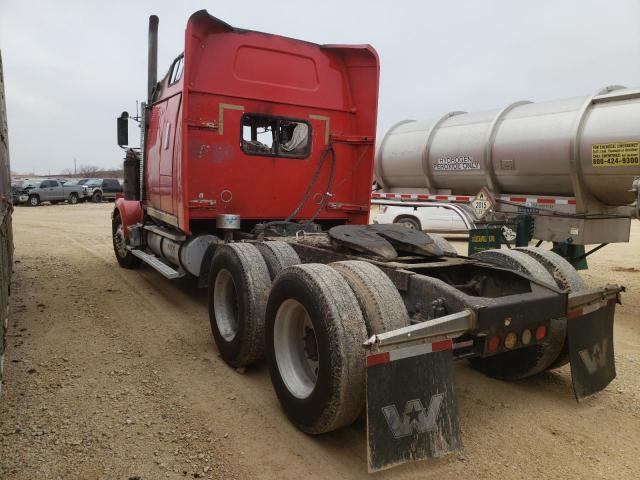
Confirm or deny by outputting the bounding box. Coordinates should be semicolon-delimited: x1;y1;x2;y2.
364;285;622;360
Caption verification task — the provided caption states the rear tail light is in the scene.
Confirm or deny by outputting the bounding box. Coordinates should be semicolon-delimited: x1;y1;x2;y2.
521;329;532;345
535;325;547;341
487;335;501;352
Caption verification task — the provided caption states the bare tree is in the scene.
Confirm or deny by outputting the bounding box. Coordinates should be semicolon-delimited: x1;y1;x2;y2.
78;165;101;176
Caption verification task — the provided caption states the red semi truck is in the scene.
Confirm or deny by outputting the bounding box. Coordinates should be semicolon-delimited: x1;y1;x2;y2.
114;11;623;472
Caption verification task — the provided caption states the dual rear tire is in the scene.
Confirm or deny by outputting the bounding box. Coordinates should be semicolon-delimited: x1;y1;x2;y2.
208;241;302;368
207;243;409;434
265;261;408;434
208;243;272;368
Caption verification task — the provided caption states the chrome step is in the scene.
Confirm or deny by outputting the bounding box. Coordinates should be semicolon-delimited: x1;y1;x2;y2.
129;249;185;279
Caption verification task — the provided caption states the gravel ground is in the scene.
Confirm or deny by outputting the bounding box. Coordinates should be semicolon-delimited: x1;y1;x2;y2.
1;203;639;479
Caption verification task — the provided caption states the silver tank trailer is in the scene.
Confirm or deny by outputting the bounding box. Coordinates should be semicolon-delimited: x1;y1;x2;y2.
375;86;640;209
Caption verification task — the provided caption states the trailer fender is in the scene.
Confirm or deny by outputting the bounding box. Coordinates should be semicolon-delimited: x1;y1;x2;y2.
113;198;143;238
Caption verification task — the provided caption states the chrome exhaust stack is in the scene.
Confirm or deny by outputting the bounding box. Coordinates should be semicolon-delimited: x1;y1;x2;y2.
147;15;159;104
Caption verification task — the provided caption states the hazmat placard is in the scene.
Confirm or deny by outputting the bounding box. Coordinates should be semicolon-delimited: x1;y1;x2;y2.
592;142;640;167
470;187;495;219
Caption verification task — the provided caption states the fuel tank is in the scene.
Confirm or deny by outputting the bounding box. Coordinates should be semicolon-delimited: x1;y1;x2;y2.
375;87;640;206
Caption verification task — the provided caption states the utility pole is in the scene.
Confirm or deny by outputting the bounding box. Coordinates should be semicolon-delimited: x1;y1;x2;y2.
74;158;77;175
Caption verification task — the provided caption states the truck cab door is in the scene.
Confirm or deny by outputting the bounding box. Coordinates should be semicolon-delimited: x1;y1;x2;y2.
51;181;63;200
102;180;114;196
40;180;55;201
159;94;181;214
37;181;49;200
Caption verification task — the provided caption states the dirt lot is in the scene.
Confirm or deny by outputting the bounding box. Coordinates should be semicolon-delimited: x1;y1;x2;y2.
1;203;639;479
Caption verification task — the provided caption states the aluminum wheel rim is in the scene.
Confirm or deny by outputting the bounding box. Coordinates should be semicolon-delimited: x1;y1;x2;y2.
273;299;319;399
114;224;128;258
213;269;239;342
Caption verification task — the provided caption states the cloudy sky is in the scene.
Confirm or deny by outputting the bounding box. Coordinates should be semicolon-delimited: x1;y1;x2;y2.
1;0;639;174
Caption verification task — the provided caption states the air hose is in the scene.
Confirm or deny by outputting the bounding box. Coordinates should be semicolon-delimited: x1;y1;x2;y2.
284;143;335;223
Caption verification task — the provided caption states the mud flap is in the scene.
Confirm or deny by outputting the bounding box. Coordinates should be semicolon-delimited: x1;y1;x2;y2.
366;340;462;473
568;301;616;401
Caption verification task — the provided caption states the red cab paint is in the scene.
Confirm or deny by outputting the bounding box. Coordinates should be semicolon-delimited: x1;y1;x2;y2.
140;11;379;233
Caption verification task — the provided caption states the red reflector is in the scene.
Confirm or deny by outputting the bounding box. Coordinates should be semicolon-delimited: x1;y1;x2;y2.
431;339;453;352
487;335;501;352
567;308;582;320
366;352;390;367
535;325;547;341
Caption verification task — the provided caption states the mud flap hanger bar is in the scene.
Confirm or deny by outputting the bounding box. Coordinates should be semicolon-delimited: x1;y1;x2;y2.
567;284;623;312
364;309;477;349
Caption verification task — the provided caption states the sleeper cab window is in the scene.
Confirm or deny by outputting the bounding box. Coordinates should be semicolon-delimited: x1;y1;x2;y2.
240;114;311;159
169;54;184;85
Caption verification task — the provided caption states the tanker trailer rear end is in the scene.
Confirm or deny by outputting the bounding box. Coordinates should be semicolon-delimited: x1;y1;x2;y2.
112;11;625;472
374;88;640;261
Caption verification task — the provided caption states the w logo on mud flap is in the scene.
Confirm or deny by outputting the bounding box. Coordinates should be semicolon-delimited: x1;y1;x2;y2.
579;338;608;374
381;394;444;439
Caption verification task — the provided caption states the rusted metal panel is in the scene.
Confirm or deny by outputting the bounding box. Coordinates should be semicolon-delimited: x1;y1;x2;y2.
0;49;13;395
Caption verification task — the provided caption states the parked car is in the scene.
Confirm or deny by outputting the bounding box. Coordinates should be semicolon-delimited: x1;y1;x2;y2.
24;178;86;206
371;203;470;233
11;179;40;205
82;178;123;202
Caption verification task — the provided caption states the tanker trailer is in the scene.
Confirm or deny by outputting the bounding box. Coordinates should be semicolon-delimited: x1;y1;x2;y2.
373;87;640;265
